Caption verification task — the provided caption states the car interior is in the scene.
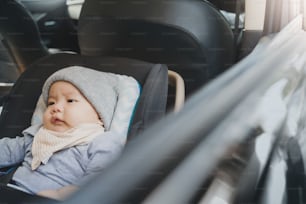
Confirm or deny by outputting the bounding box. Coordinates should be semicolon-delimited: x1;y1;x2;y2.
1;0;306;203
0;0;241;96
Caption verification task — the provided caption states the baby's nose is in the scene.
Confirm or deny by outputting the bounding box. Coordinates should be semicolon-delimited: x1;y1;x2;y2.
51;104;63;113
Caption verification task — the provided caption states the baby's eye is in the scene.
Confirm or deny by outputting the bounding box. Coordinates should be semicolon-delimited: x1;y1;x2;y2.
67;99;77;103
47;101;55;106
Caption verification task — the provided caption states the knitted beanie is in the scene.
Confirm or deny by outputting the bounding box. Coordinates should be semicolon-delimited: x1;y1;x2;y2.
42;66;118;131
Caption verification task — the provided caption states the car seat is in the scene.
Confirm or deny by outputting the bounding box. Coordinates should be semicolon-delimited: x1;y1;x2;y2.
0;35;19;100
0;0;49;72
0;53;168;140
0;52;168;204
78;0;235;96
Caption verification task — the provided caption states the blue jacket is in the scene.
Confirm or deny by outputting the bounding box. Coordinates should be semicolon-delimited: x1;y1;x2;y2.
0;124;123;194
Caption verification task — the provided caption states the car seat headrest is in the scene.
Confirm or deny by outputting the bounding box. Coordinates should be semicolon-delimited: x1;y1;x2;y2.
77;0;234;96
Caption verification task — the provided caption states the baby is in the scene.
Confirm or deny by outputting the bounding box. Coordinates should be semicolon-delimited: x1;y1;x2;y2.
0;67;122;200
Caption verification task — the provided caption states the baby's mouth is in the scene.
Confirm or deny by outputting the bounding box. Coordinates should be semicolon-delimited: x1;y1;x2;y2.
51;117;64;124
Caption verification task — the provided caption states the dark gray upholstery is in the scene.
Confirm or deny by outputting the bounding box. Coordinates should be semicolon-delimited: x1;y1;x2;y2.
0;37;19;83
0;0;49;72
78;0;234;96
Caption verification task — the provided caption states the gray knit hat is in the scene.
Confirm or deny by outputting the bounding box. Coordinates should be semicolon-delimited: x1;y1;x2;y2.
42;66;118;131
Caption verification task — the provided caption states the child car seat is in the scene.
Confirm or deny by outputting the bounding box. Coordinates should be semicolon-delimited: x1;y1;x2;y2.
0;52;168;203
0;53;168;140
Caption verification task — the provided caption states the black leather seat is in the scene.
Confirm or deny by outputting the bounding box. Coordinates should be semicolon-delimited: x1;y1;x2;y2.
0;37;19;83
0;0;49;72
78;0;235;96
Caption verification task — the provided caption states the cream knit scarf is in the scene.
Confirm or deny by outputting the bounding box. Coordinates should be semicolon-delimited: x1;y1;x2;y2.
31;123;105;170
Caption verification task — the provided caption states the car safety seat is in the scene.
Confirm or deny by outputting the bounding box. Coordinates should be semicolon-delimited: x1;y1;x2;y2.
0;53;168;202
0;53;168;140
78;0;235;96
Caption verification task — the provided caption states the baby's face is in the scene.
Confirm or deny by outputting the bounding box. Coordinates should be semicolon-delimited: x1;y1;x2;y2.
43;81;101;132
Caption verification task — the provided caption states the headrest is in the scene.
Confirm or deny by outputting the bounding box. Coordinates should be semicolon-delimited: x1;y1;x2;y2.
77;0;234;95
31;68;140;144
78;0;233;56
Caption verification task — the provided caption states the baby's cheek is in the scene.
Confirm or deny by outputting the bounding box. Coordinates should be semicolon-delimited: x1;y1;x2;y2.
42;113;49;124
